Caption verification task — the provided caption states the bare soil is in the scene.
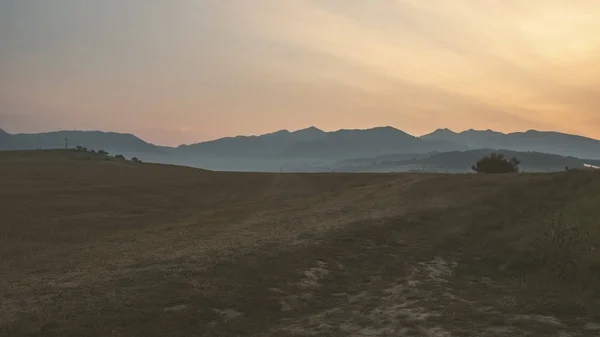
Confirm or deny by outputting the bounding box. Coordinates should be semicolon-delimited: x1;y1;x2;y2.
1;150;599;336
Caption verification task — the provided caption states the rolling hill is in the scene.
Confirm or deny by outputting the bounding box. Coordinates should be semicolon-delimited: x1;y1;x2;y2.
0;128;27;149
0;130;161;154
334;149;600;173
2;150;600;336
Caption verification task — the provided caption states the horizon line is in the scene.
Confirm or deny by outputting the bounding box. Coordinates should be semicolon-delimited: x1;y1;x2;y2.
2;125;598;147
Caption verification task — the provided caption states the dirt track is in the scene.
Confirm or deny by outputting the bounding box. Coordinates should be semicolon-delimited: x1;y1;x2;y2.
1;151;599;336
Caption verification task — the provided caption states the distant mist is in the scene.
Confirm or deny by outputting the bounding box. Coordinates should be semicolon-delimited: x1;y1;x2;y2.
2;127;600;172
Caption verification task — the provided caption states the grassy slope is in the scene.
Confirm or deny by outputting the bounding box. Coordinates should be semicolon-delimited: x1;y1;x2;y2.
1;150;599;336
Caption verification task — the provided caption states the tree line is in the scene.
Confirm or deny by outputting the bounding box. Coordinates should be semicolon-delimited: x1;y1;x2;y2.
73;146;142;163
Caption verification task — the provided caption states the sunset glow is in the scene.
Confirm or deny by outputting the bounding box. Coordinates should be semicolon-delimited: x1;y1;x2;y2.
1;0;599;145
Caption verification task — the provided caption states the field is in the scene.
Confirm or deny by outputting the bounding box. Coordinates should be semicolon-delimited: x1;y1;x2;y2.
1;150;600;336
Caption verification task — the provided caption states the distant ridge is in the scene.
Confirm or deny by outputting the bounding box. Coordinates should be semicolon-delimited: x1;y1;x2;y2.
422;128;456;137
420;128;600;159
332;148;600;173
177;126;327;157
0;130;159;154
280;126;433;159
2;126;600;170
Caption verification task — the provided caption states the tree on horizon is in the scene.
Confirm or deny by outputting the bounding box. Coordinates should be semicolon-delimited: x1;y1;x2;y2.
472;153;520;173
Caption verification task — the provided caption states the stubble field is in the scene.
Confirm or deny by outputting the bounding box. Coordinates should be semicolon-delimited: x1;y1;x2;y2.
1;150;599;336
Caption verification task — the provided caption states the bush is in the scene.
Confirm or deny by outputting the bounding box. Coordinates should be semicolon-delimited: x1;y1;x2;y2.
114;154;126;160
97;150;108;155
131;157;142;163
472;153;520;173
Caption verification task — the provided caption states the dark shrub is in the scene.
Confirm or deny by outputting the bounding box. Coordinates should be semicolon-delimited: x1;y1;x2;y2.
472;153;520;173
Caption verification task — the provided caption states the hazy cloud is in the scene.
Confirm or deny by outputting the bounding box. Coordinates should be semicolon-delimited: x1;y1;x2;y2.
1;0;599;144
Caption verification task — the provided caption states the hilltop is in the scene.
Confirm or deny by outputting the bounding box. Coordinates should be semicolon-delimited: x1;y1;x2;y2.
1;150;600;336
421;128;600;159
2;127;600;171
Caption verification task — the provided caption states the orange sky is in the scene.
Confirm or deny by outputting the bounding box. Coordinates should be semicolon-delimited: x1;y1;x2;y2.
1;0;599;145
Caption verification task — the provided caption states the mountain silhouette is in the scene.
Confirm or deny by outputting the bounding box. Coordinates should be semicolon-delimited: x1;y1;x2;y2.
420;128;600;159
0;129;33;149
278;126;462;159
421;128;508;146
0;130;159;154
2;126;600;170
177;127;327;157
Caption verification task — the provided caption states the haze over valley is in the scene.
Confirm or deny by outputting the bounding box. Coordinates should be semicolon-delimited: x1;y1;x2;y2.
2;126;600;172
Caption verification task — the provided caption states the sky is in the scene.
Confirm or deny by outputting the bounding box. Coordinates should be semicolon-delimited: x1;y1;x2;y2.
1;0;599;146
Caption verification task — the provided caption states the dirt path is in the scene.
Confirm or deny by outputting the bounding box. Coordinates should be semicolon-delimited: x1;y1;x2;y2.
2;155;599;336
191;212;598;337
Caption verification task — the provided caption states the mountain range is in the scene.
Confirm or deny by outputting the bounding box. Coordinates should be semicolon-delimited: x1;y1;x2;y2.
1;126;600;171
0;128;160;153
421;128;600;160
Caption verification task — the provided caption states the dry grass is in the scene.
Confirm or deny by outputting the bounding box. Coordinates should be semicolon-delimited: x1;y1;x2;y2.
1;150;599;336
